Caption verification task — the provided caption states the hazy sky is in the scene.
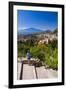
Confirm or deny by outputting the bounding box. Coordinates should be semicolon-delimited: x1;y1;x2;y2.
17;10;58;31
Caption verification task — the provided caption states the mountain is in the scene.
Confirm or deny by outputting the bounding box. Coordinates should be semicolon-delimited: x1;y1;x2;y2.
44;29;52;33
18;28;44;36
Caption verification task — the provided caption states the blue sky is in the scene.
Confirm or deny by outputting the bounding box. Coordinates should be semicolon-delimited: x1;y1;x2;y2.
17;10;58;31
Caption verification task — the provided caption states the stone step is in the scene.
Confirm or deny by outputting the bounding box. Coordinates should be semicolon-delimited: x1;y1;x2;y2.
36;66;58;79
17;62;58;80
22;64;36;80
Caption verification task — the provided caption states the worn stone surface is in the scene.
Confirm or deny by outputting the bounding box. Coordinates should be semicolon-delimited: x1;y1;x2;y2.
22;64;36;80
36;66;58;79
17;62;58;80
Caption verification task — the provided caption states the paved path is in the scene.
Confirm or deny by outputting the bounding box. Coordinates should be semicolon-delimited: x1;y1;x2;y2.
36;66;58;79
22;64;36;80
17;63;58;80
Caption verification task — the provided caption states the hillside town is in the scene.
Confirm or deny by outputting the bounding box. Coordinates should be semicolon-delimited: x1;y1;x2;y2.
18;32;57;45
37;33;57;44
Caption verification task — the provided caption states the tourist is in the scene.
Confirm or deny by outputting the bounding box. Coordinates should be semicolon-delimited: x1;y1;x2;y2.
27;51;31;65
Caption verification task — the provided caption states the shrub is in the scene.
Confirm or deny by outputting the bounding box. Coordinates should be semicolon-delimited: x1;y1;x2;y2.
18;38;58;70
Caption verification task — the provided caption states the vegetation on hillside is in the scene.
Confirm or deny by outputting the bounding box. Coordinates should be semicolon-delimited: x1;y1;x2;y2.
17;29;58;70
